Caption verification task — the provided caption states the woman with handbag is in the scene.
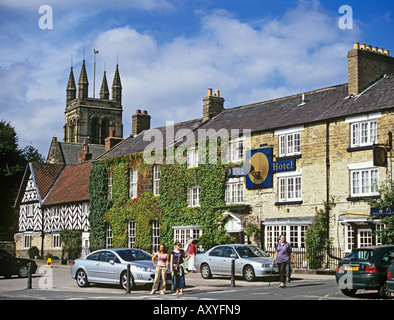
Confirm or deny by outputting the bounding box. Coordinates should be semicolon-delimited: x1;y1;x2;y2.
170;241;191;295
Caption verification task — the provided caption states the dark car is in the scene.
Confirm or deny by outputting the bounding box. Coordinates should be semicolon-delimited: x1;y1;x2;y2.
0;249;37;278
336;245;394;298
386;262;394;295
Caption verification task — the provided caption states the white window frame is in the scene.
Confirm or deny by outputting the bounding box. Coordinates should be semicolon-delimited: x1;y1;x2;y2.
187;148;199;168
348;162;379;197
24;233;32;249
106;224;113;248
153;165;161;196
173;225;202;249
277;170;302;202
228;136;244;163
82;203;90;216
265;225;308;250
345;224;354;252
51;207;60;220
187;186;200;207
53;233;61;249
225;177;244;204
128;220;136;248
346;113;380;148
358;229;373;248
129;167;138;199
275;126;303;157
108;170;113;200
152;221;160;253
26;204;34;217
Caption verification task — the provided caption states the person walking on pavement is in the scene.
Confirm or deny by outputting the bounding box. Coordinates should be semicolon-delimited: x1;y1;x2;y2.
150;244;169;295
274;234;295;288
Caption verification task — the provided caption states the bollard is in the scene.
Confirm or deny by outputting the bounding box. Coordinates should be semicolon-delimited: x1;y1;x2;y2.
125;264;131;294
231;258;235;287
27;262;32;289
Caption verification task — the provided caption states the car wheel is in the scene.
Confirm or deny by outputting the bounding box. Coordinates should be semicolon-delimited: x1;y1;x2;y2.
340;288;357;297
76;269;90;287
121;271;135;291
18;265;29;278
200;263;212;279
243;265;255;282
378;284;392;299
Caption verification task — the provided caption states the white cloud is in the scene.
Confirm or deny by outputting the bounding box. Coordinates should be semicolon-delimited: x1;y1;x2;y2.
0;0;361;156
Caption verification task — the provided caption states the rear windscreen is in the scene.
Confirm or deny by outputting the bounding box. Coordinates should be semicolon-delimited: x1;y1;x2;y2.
344;250;375;261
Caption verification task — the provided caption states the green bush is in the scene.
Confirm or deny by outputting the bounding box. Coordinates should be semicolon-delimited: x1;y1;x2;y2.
28;246;39;259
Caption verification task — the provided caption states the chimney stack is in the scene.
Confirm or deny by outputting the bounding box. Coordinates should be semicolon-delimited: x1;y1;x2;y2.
105;129;123;152
132;109;151;136
78;139;92;162
203;88;224;121
348;42;394;96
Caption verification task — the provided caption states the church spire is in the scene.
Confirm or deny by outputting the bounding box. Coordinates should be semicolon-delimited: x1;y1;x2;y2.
99;71;110;99
111;64;122;105
78;60;89;100
66;66;76;103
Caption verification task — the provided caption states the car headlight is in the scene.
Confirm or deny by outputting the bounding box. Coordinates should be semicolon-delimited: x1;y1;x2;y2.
262;264;272;268
135;266;154;272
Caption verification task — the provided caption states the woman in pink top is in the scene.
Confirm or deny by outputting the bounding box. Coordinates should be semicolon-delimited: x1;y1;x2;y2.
150;244;169;294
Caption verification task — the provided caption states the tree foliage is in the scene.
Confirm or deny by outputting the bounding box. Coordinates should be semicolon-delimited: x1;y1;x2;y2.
305;199;335;269
367;178;394;245
0;120;44;240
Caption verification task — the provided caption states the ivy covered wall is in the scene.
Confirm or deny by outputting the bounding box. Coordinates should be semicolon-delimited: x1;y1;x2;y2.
88;146;237;252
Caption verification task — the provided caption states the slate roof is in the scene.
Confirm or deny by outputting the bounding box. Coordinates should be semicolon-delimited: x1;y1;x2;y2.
42;161;92;206
99;118;203;159
198;74;394;134
99;73;394;160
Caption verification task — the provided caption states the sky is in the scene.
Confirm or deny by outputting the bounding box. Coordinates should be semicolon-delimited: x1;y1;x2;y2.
0;0;393;157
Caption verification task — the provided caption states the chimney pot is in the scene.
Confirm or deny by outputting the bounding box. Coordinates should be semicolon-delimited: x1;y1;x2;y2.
214;89;220;97
142;110;148;115
136;109;141;114
366;45;372;51
372;47;378;53
378;48;384;54
360;44;366;50
353;42;360;49
207;88;212;96
384;49;390;56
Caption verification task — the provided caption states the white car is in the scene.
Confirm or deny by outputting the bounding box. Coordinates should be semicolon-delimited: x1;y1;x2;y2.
195;244;278;281
71;248;171;290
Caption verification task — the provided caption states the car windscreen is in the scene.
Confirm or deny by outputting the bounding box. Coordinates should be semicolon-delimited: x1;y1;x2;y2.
234;246;270;258
117;249;152;262
343;249;376;261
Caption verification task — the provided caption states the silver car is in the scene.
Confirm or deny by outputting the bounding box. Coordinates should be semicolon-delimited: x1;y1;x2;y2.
71;248;170;290
195;244;278;282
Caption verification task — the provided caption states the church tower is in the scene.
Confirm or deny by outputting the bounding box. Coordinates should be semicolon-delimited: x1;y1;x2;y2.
63;60;123;145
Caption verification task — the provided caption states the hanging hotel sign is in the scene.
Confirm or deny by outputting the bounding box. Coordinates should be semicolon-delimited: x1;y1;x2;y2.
244;147;295;189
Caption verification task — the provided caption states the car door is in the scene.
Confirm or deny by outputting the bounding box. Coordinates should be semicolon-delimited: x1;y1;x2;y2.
84;251;101;281
221;246;238;275
207;247;224;275
93;251;119;283
0;250;13;276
